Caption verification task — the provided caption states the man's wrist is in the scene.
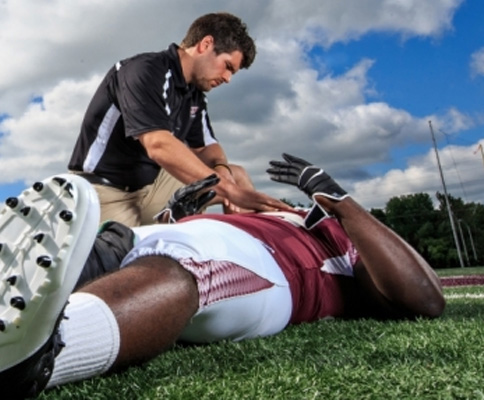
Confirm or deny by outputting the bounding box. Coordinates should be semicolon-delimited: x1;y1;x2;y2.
213;163;233;176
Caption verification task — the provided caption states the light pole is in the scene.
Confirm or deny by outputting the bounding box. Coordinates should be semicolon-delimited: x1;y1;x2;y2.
459;219;478;262
457;219;470;266
428;121;465;268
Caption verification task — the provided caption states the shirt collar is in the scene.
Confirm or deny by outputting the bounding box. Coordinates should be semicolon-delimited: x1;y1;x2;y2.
167;43;194;93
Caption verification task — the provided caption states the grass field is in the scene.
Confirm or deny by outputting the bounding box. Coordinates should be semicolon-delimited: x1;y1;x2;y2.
40;267;484;400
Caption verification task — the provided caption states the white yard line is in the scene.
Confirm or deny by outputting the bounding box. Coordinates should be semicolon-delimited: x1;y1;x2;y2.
445;293;484;299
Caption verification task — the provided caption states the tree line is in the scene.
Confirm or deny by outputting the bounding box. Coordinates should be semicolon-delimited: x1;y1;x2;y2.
369;192;483;269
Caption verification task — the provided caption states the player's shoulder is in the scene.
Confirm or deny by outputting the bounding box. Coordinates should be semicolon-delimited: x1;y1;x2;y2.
117;50;171;75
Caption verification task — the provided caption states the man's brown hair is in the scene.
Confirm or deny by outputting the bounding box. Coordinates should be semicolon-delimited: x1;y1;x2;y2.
180;12;256;69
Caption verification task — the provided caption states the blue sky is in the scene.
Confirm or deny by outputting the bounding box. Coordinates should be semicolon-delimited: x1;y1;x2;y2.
0;0;483;209
317;1;484;171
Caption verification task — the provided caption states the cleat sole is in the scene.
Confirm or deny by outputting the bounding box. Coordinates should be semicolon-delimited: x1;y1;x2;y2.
0;174;100;371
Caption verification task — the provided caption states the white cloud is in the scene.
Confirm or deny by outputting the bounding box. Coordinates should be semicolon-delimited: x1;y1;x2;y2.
353;140;484;209
470;47;484;77
0;0;464;114
257;0;463;47
0;76;100;183
0;0;480;210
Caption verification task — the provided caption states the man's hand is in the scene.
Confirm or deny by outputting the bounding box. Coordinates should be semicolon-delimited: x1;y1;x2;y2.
267;153;348;201
154;174;220;223
222;183;293;213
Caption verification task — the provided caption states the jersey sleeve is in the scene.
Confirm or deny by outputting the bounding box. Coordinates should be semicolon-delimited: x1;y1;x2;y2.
184;97;218;148
116;55;174;138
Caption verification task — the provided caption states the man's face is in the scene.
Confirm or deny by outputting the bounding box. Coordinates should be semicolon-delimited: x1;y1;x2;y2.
192;41;243;92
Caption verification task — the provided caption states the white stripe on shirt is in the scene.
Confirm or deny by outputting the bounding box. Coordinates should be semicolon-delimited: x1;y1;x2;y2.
201;109;217;146
83;104;121;172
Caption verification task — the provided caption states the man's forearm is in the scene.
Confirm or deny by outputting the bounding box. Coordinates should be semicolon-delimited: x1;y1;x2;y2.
140;131;219;184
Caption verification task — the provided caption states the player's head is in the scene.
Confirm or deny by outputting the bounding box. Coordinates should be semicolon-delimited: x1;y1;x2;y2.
181;12;256;69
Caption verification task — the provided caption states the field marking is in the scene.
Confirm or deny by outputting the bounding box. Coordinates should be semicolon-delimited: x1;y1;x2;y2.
445;293;484;299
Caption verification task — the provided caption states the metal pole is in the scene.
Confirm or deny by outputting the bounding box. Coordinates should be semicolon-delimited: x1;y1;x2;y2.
474;144;484;167
460;219;478;262
457;219;470;266
429;120;465;268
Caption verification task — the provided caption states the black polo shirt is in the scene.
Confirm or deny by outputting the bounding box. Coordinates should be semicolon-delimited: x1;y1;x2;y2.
68;43;217;190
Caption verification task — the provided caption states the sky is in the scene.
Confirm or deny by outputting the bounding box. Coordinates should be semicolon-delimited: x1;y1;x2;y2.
0;0;483;210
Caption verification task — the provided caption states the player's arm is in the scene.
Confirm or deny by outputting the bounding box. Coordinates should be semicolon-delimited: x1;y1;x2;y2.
267;153;445;319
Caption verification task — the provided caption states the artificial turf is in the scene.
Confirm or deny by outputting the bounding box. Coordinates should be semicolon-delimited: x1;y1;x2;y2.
41;267;484;400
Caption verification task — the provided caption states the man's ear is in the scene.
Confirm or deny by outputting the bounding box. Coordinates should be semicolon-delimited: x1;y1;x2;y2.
198;35;214;53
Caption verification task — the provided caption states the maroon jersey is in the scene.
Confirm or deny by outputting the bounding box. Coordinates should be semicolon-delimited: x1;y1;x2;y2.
185;212;366;324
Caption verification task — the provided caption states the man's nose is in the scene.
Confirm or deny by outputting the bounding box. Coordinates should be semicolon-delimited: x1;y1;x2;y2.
222;71;232;83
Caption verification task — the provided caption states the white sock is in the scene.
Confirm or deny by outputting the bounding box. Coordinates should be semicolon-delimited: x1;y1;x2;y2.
47;292;120;388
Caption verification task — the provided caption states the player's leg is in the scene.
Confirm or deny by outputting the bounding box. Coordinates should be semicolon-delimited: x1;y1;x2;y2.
78;255;198;370
45;254;199;390
24;216;291;394
121;219;293;343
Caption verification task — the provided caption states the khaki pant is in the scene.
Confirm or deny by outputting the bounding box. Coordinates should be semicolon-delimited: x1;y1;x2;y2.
88;170;184;227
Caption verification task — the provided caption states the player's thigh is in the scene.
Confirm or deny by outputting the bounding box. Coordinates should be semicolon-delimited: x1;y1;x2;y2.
179;282;292;343
124;219;292;341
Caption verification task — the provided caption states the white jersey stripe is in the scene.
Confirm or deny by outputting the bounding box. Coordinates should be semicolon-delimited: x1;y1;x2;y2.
201;109;217;145
162;70;172;116
321;253;355;277
83;104;121;172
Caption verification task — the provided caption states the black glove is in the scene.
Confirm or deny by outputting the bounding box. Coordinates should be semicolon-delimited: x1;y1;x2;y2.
153;174;220;223
267;153;349;229
267;153;348;201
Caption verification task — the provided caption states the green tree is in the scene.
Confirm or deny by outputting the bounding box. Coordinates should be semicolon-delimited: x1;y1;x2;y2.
369;208;386;224
435;193;484;267
384;193;437;256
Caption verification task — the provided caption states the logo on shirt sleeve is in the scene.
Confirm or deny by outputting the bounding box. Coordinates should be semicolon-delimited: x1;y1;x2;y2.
190;106;199;119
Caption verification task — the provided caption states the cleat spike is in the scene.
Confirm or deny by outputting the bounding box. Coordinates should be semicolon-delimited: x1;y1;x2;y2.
20;206;31;216
63;183;74;198
6;197;19;209
36;255;52;268
0;172;99;398
59;210;73;222
52;177;67;186
32;182;44;192
6;275;17;285
33;233;45;243
10;296;26;310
